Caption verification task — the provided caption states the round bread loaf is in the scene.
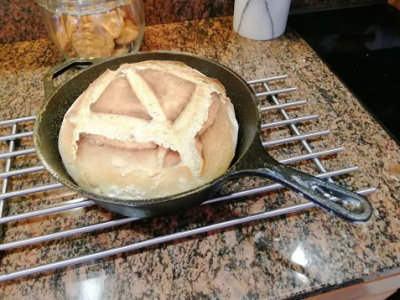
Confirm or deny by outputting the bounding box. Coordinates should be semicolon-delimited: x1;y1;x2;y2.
58;60;239;199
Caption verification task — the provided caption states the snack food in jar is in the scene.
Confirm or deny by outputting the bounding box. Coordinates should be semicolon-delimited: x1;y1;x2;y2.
37;0;144;58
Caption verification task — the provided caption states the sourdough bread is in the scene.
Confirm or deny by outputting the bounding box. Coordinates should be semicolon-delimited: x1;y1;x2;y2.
58;60;239;199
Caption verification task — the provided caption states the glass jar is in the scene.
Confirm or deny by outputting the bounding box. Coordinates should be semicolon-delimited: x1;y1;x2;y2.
37;0;144;58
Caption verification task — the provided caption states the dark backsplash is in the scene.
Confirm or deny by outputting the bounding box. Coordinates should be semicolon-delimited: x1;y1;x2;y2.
0;0;385;44
290;0;385;12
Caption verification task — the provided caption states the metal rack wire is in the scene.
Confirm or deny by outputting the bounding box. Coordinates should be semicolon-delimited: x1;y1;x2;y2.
0;75;376;282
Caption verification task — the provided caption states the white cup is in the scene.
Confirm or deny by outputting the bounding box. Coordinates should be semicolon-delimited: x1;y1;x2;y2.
233;0;291;40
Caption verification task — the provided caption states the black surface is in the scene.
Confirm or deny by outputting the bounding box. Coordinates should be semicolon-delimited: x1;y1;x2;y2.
289;4;400;145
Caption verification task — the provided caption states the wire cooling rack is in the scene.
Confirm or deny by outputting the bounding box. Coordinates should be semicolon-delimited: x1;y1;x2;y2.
0;75;376;281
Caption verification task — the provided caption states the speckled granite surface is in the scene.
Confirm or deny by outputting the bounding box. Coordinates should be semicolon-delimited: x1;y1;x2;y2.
0;0;386;44
0;17;400;299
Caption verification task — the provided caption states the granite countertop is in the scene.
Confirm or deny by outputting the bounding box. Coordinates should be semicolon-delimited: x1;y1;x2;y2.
0;17;399;299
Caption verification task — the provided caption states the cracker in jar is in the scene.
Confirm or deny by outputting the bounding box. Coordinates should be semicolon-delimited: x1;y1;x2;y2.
89;10;124;39
113;47;129;56
71;22;115;57
65;15;79;39
53;15;70;52
115;19;138;46
117;7;127;19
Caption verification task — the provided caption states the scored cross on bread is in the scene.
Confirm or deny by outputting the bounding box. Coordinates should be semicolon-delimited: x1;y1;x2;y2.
59;60;239;199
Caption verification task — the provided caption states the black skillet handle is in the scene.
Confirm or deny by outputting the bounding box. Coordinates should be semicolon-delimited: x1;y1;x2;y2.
43;57;104;99
230;140;373;223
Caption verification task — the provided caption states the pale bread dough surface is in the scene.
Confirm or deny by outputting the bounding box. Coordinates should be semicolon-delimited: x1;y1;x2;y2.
59;60;238;199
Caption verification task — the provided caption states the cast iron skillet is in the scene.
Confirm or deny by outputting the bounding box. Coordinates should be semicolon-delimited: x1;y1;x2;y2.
34;51;373;222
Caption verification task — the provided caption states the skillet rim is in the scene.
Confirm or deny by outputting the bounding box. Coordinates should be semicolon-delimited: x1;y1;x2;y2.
34;50;261;208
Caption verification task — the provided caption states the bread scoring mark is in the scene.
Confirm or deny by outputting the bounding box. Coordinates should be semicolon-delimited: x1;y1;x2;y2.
77;133;181;169
124;70;167;121
163;148;181;167
90;74;152;120
197;93;220;136
78;133;157;150
137;69;195;122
